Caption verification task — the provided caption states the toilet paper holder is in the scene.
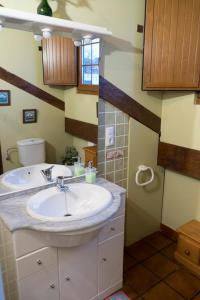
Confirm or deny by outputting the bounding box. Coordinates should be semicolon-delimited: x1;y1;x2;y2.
135;165;154;186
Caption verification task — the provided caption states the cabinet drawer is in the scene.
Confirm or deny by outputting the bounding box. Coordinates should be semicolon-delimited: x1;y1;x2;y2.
177;235;200;265
18;265;59;300
98;216;124;243
16;247;57;280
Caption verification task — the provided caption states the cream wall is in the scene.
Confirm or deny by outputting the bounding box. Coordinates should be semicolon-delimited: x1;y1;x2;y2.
160;92;200;229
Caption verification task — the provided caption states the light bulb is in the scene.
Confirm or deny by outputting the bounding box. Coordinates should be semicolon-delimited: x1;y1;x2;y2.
34;34;42;42
42;28;52;39
74;40;82;47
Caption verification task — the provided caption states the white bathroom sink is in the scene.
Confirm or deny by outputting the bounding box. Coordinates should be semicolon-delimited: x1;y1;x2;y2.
27;183;112;222
0;163;72;190
27;182;113;247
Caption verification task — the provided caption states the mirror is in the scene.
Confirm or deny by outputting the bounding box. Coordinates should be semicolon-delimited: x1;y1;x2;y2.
0;27;99;195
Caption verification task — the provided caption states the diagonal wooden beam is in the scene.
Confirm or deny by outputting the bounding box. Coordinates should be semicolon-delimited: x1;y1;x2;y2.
0;67;65;111
65;118;98;144
99;76;161;134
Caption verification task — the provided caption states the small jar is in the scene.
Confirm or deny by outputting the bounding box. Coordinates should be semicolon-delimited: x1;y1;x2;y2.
85;167;96;184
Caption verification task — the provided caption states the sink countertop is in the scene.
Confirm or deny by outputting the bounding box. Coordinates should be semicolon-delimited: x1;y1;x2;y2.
0;177;126;233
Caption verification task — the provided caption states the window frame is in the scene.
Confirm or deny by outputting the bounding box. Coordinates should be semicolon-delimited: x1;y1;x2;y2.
78;39;100;95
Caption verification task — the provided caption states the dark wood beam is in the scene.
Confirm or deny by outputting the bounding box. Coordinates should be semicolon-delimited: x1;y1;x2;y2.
0;67;65;111
65;118;98;144
158;142;200;180
99;76;161;134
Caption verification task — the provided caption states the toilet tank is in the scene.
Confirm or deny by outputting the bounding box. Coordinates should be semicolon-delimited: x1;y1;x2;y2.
17;138;45;166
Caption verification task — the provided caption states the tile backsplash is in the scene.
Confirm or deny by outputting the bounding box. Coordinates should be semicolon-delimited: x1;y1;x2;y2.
98;99;129;189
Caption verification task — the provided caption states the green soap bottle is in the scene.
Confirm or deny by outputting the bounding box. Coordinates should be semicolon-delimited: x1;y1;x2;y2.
37;0;53;17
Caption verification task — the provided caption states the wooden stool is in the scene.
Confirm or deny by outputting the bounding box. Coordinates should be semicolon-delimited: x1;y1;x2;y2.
175;220;200;276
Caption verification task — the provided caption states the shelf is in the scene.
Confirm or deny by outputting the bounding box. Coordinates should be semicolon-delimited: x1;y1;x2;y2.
0;7;112;39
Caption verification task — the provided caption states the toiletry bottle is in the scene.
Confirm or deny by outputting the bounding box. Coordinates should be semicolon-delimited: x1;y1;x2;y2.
85;161;96;184
74;156;85;176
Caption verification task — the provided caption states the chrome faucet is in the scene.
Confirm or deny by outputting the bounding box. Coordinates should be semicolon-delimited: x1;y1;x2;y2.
41;165;54;182
56;176;73;192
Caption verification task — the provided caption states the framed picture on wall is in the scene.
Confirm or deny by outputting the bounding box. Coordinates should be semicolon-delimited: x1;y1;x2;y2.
23;109;37;124
0;90;11;106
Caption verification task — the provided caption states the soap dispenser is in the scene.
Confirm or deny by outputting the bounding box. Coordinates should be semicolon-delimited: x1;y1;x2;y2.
85;161;96;184
74;156;85;176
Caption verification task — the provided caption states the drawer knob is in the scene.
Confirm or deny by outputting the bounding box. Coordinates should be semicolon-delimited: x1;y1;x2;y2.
102;258;107;262
37;259;42;265
50;284;55;289
110;227;115;231
65;277;71;281
184;249;190;256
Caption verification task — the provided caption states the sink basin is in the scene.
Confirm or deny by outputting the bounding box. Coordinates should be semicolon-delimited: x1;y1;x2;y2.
27;183;112;222
0;163;72;190
27;182;114;247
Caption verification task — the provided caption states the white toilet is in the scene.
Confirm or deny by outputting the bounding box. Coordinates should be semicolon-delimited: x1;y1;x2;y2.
17;138;45;166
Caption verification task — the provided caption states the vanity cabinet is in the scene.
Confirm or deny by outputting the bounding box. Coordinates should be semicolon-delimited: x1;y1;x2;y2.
10;195;125;300
42;36;77;86
143;0;200;91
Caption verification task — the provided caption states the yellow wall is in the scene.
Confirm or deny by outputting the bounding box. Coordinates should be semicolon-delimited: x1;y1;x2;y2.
65;0;164;244
160;92;200;229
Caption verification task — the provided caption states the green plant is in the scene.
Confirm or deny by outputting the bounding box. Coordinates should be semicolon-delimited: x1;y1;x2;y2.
62;146;78;165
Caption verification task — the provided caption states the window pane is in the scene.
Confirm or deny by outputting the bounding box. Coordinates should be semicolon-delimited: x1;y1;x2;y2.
82;66;92;85
83;44;92;65
92;43;100;64
92;66;99;85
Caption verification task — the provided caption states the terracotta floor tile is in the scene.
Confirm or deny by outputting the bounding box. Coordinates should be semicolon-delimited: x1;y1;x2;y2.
126;240;157;262
122;284;138;299
143;231;173;250
143;253;179;279
124;253;138;272
143;282;184;300
161;243;177;261
165;269;200;298
193;293;200;300
124;264;159;295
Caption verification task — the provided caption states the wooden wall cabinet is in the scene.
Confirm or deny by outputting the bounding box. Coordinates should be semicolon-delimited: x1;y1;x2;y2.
42;36;77;86
143;0;200;91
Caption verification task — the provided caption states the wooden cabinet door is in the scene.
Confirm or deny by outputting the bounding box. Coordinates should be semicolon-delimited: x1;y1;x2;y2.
42;36;77;85
59;238;98;300
98;233;124;293
143;0;200;90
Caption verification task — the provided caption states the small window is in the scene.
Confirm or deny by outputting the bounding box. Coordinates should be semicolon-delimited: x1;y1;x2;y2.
78;38;100;94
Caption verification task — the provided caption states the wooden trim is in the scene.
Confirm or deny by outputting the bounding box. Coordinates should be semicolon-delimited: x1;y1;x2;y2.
158;142;200;180
99;76;161;134
160;223;178;241
65;118;98;144
0;67;65;111
0;144;3;175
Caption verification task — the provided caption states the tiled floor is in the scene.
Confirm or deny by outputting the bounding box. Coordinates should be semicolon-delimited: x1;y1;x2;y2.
122;231;200;300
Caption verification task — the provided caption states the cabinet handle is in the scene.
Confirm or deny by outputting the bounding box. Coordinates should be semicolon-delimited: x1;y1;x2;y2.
102;258;107;262
65;277;71;281
37;259;42;265
50;284;55;289
184;249;190;256
110;227;115;231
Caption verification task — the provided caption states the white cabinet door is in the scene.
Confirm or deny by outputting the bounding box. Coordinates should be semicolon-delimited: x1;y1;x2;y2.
59;238;98;300
18;265;59;300
98;233;124;293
